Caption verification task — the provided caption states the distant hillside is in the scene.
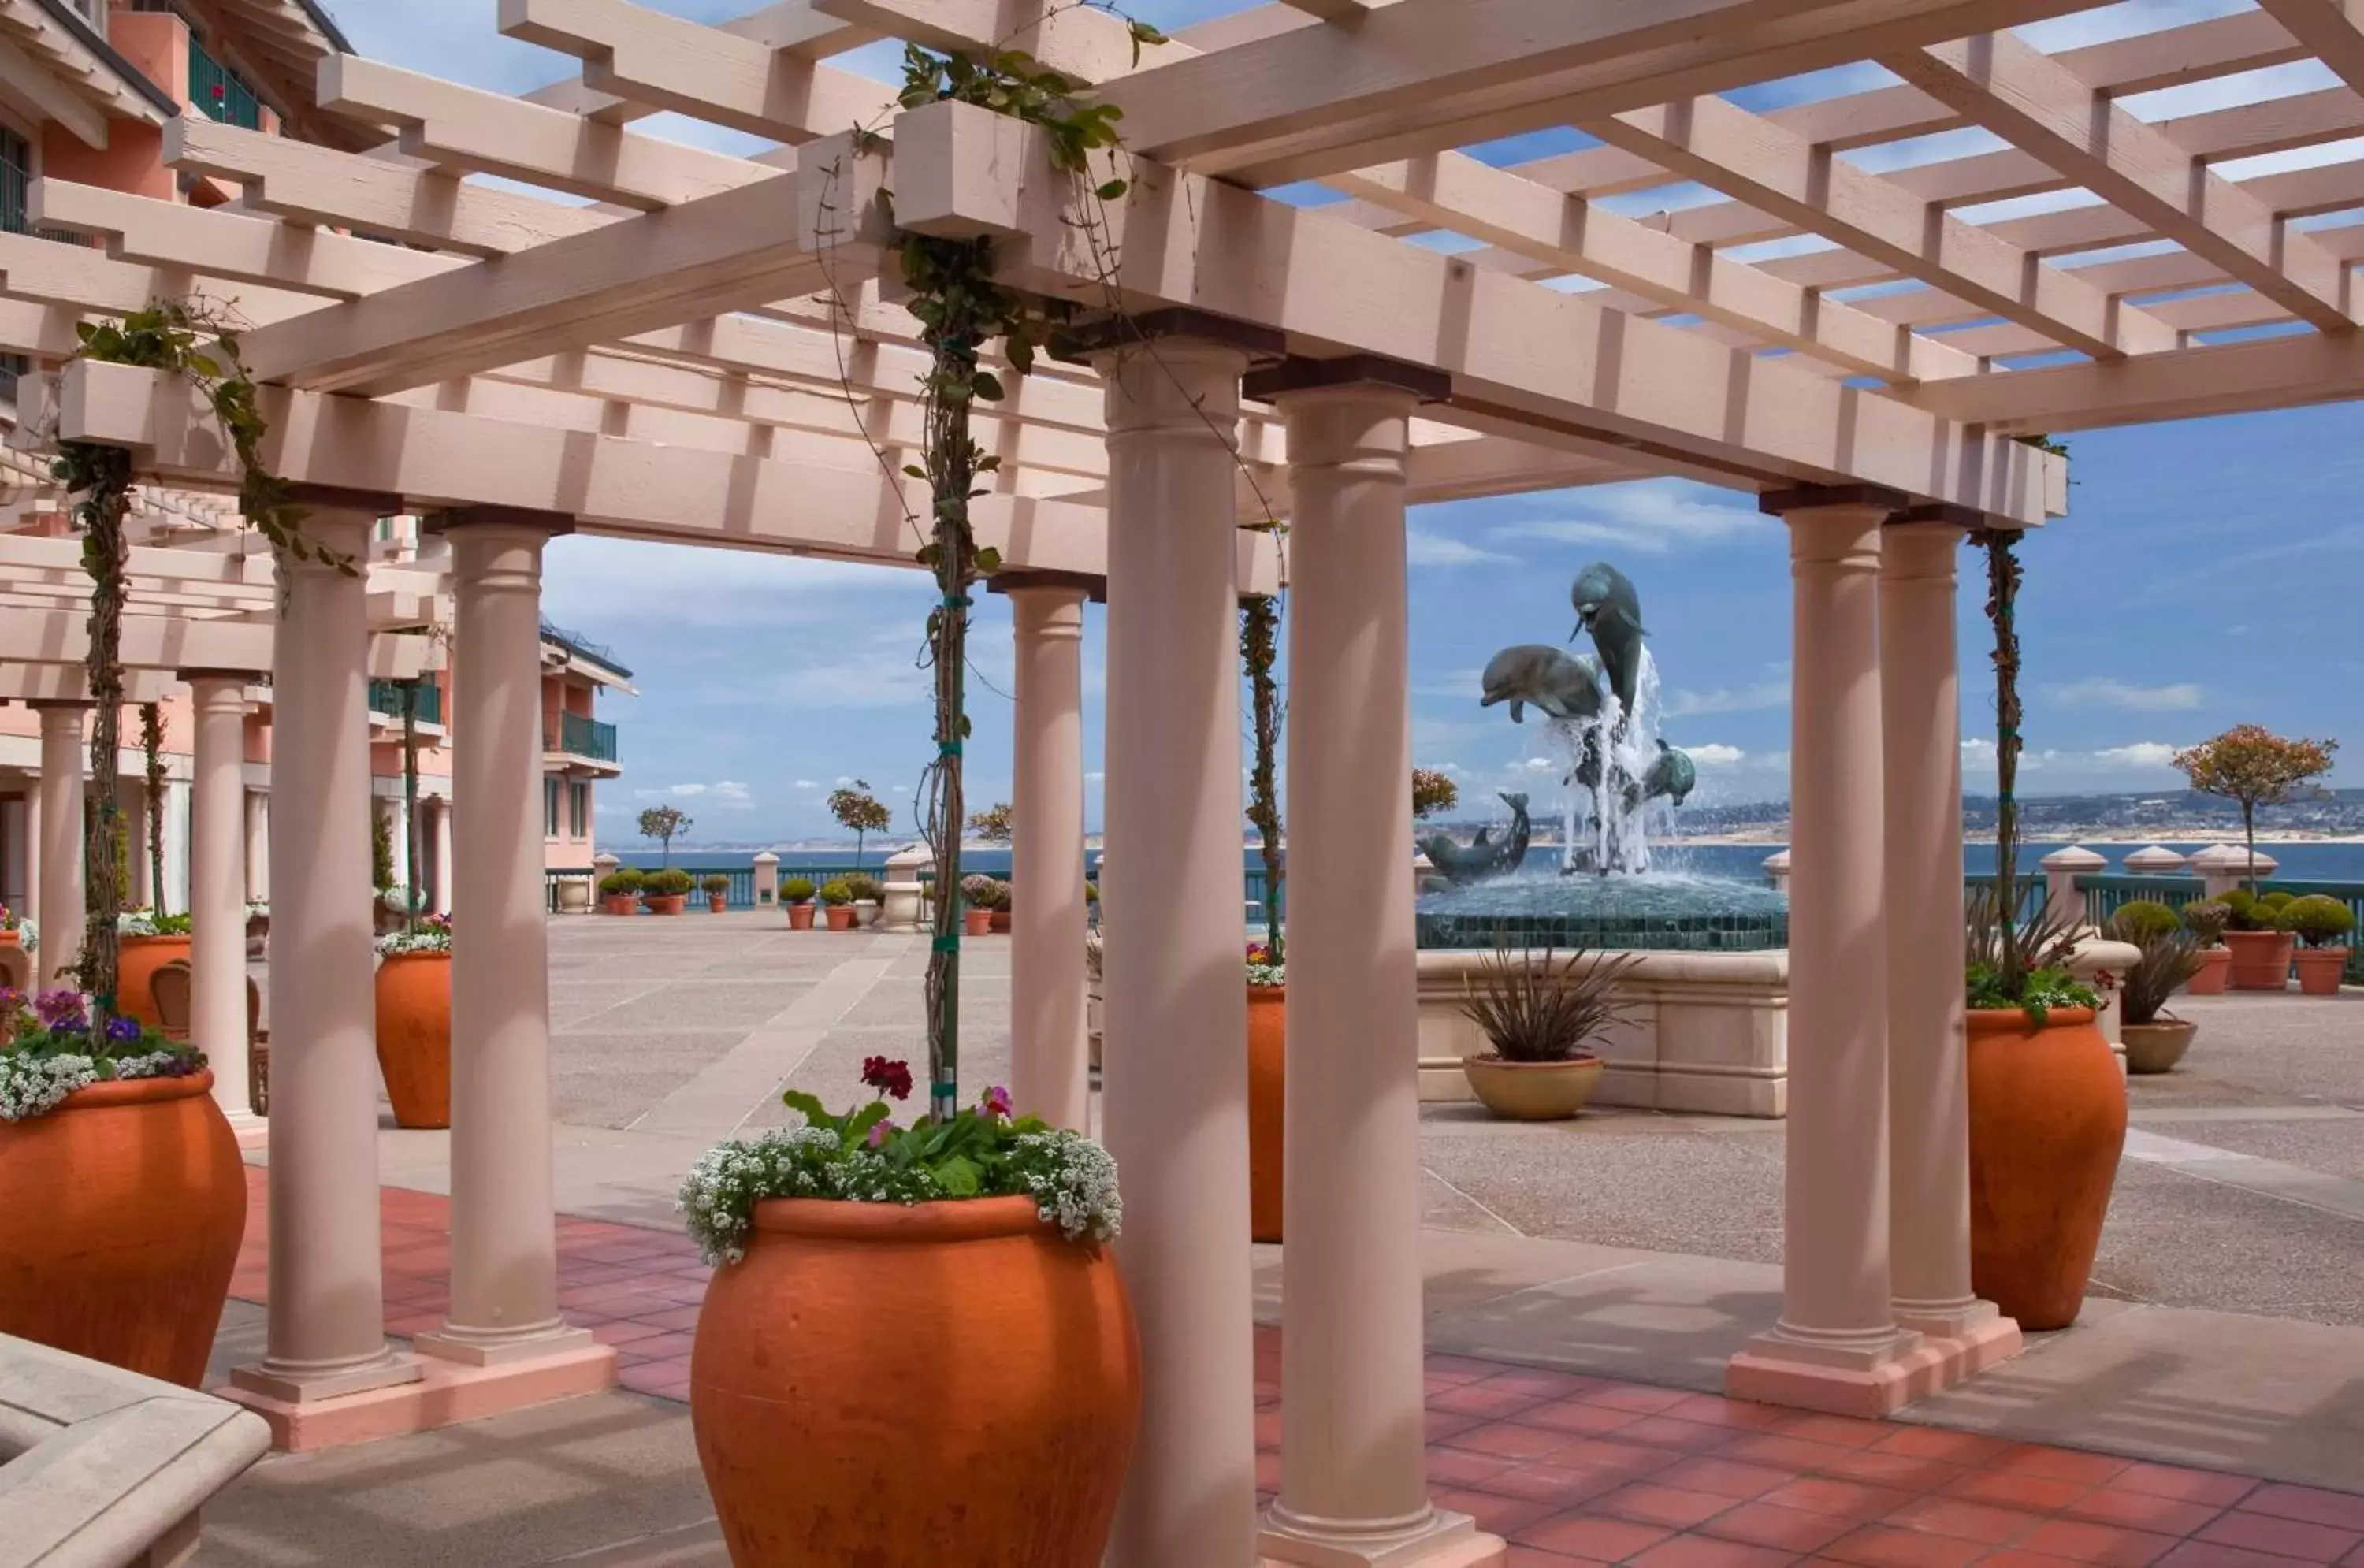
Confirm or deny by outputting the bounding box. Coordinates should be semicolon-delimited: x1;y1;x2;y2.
1657;788;2364;839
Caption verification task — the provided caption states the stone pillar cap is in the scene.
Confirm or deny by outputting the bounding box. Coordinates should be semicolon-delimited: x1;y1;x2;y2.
2190;842;2276;871
750;850;779;864
1762;849;1792;870
2040;845;2109;871
592;851;620;868
883;843;932;871
2122;845;2189;872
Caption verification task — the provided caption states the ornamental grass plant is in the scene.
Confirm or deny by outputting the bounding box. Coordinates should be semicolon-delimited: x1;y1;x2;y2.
1459;939;1639;1063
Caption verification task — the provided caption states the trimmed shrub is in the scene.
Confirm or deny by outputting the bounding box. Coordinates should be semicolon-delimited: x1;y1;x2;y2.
846;874;885;904
782;876;816;904
818;879;854;907
598;868;645;896
2284;895;2356;949
701;874;732;895
644;868;695;897
2180;901;2232;946
2107;900;2183;943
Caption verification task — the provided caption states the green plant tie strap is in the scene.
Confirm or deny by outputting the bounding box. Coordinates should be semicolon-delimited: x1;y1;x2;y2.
932;1080;957;1100
944;594;972;609
939;740;963;756
934;934;961;953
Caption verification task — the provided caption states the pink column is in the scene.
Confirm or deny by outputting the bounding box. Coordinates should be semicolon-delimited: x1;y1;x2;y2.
418;520;593;1365
1098;333;1258;1568
232;510;420;1406
1260;370;1500;1568
1007;580;1091;1131
186;672;255;1117
1727;492;1924;1417
1880;521;2023;1373
32;702;86;986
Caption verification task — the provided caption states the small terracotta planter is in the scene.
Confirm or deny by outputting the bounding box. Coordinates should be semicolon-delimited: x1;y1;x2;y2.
2225;929;2294;990
2122;1018;2197;1075
707;894;729;913
117;934;194;1030
692;1195;1139;1567
786;902;815;931
643;894;688;916
601;895;638;916
375;950;452;1129
1463;1054;1605;1120
1247;985;1284;1243
2186;946;2232;995
964;908;994;937
2294;947;2350;996
0;1071;244;1386
824;905;857;931
990;909;1012;934
1967;1006;2124;1331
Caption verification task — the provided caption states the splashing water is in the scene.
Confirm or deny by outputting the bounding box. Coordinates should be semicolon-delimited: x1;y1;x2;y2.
1551;648;1667;876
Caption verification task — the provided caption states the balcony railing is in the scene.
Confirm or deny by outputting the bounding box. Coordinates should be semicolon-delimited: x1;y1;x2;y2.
367;680;442;726
189;37;264;130
546;711;618;763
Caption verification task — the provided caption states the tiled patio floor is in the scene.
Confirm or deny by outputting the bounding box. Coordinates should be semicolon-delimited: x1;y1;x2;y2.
226;1169;2364;1567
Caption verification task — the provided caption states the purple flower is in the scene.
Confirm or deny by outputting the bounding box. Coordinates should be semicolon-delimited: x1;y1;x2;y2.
104;1015;143;1045
32;989;84;1031
0;987;20;1016
866;1119;898;1150
980;1085;1013;1120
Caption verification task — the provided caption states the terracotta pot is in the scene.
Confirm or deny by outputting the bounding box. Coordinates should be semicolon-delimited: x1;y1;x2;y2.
0;1071;244;1386
2294;948;2350;996
965;908;994;937
991;910;1012;934
601;895;638;916
824;905;857;931
374;950;452;1129
786;902;815;931
1966;1007;2125;1332
1463;1054;1605;1121
1248;984;1284;1243
2121;1018;2197;1075
693;1195;1139;1567
2225;929;2294;990
2186;946;2232;996
708;894;729;913
117;934;194;1029
644;894;688;916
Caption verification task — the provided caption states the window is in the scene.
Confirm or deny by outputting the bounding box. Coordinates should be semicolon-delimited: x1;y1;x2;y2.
569;782;589;839
544;776;561;839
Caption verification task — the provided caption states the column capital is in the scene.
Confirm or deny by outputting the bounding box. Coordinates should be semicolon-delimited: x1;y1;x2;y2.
25;698;91;713
180;667;263;686
285;483;404;517
1890;501;1990;531
1243;354;1449;406
422;505;575;540
1760;483;1911;519
987;570;1104;604
1053;307;1286;367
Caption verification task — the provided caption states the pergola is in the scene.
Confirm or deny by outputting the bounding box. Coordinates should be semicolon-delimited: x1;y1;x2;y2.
2;0;2357;1562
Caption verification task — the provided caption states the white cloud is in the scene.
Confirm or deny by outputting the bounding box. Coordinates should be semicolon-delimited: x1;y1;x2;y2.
2047;677;2204;712
1962;738;2186;775
834;775;857;787
1407;529;1518;567
712;781;753;808
2095;742;2180;770
1488;485;1774;555
1687;743;1747;767
793;779;820;790
1667;682;1790;717
1084;771;1105;783
669;782;709;797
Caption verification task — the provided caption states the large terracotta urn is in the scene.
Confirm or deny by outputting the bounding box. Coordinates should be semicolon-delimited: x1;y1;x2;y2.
2293;947;2351;997
2225;929;2294;991
0;1071;245;1386
1966;1007;2125;1331
375;951;452;1129
786;901;816;931
692;1195;1139;1566
1248;984;1284;1243
117;934;193;1029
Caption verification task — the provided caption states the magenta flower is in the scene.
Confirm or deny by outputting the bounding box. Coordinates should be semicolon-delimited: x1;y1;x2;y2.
980;1085;1013;1120
866;1119;898;1149
32;989;84;1030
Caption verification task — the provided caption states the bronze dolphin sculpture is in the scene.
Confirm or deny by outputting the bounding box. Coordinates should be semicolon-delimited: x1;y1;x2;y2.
1418;791;1532;886
1570;562;1647;722
1479;645;1604;725
1621;739;1697;812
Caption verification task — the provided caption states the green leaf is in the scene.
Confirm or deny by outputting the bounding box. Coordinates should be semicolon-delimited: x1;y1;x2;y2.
933;1154;982;1197
1095;178;1128;200
975;546;1002;573
782;1088;833;1129
972;370;1005;402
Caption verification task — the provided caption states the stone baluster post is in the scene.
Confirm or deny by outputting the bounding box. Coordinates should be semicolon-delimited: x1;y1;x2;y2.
32;702;87;987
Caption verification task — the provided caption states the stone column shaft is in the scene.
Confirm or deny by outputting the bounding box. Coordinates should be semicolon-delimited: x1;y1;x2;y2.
188;674;254;1117
1008;584;1091;1130
236;512;418;1403
1263;379;1494;1567
431;797;454;916
1098;339;1258;1568
32;704;86;987
420;522;587;1365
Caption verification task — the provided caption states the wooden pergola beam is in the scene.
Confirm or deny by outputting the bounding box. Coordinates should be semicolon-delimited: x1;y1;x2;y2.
1905;327;2364;432
0;607;434;678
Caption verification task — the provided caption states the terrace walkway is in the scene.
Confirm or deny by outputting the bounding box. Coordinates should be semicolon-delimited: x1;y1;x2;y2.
197;916;2364;1564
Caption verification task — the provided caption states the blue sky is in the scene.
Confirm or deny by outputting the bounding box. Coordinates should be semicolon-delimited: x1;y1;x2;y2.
344;1;2358;842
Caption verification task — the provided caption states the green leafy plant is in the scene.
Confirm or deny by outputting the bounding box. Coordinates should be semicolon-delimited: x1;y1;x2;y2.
1084;880;1099;905
676;1058;1121;1265
2;987;199;1122
1412;766;1459;821
118;909;191;938
1240;595;1284;964
2173;726;2340;892
828;782;894;868
597;868;645;897
846;874;886;905
377;912;452;957
395;679;430;935
1459;940;1640;1064
2260;890;2297;913
370;809;397;894
2217;888;2284;933
2117;928;2204;1027
638;804;692;868
701;874;733;896
781;876;816;905
1966;896;2096;1023
2181;900;2232;947
643;868;695;897
139;703;167;916
818;879;855;908
2107;901;2184;943
2284;895;2355;949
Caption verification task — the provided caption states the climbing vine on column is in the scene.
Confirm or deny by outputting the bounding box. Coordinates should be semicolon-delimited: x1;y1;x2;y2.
51;299;325;1030
139;702;167;916
1240;594;1284;963
883;33;1156;1122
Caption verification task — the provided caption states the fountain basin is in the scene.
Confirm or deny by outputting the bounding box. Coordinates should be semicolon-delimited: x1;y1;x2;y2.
1416;873;1790;953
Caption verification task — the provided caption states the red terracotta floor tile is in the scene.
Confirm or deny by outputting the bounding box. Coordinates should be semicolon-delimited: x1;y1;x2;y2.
1451;1423;1586;1463
1653;1458;1798;1502
1777;1416;1893;1451
1437;1488;1569;1540
1757;1477;1920;1523
1816;1453;1972;1493
1515;1510;1677;1562
1526;1400;1649;1438
1871;1428;2016;1464
1696;1503;1860;1555
1942;1470;2096;1514
1628;1534;1801;1568
2242;1490;2364;1536
1507;1548;1593;1567
2013;1519;2182;1567
1425;1354;1505;1384
1980;1552;2098;1568
1590;1386;1700;1416
1589;1484;1738;1529
1428;1410;1490;1443
1664;1395;1796;1432
1993;1447;2137;1487
1622;1417;1745;1455
1485;1369;1614;1401
1478;1464;1634;1508
2156;1541;2319;1568
2113;1468;2259;1510
1881;1496;2045;1545
2065;1489;2232;1536
1728;1436;1873;1474
1817;1524;1988;1568
2197;1513;2364;1564
1433;1380;1556;1418
1427;1446;1520;1488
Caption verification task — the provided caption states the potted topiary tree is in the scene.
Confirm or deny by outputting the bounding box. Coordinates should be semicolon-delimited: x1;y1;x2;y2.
1962;524;2124;1332
1411;766;1459;822
2286;895;2355;995
2216;888;2294;990
702;874;732;914
2172;726;2338;896
1457;941;1638;1120
967;801;1013;842
639;804;692;868
375;914;453;1128
961;874;997;937
598;866;645;916
2108;906;2205;1075
2181;900;2233;994
987;877;1013;934
641;868;693;916
828;781;894;868
781;876;817;931
818;879;857;932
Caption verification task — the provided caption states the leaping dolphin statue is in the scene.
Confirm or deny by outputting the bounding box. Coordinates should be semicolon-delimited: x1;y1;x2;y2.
1622;740;1697;812
1479;645;1604;725
1418;792;1532;886
1570;562;1647;723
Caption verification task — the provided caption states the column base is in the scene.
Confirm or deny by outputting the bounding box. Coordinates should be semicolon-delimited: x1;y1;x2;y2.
1260;1508;1506;1568
414;1322;597;1368
229;1348;422;1406
222;1340;615;1452
1725;1322;1925;1418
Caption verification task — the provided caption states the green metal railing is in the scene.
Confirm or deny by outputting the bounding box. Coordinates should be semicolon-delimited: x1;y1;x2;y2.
2074;873;2206;927
189;38;264;130
367;680;442;726
545;711;618;763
